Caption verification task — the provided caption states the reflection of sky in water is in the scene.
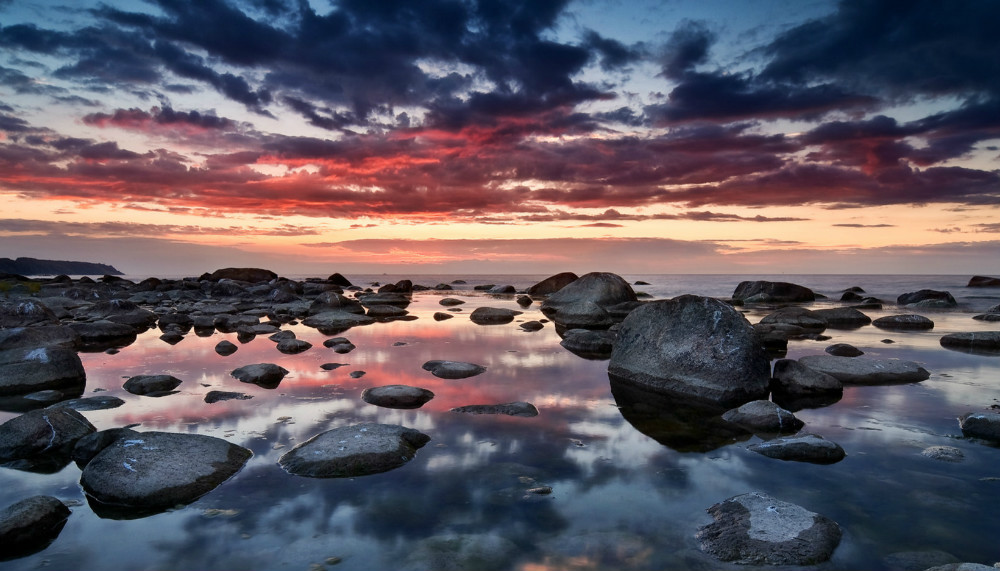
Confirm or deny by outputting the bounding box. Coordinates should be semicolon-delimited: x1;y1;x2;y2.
1;276;1000;570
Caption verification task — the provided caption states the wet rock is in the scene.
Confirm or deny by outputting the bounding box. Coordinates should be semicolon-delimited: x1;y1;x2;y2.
451;402;538;417
361;385;435;409
722;400;803;434
204;390;253;404
897;289;956;308
540;272;636;326
0;300;59;328
276;338;312;354
546;300;613;329
157;313;194;332
968;275;1000;287
422;360;486;379
439;298;465;307
811;307;871;328
759;306;827;330
123;374;183;397
469;307;523;325
0;495;71;561
972;313;1000;322
608;295;770;408
206;267;277;282
825;343;863;357
798;354;930;385
366;305;409;319
940;331;1000;354
301;310;375;331
47;395;125;412
526;272;579;296
487;284;516;294
519;320;544;331
67;320;137;350
697;492;841;565
958;412;1000;442
731;281;815;303
873;314;935;330
309;291;365;315
320;363;348;370
71;427;141;468
433;312;454;321
327;272;352;287
747;434;846;464
158;330;184;345
80;431;252;517
323;337;356;353
278;423;430;478
516;295;532;307
921;446;964;463
86;300;158;328
231;363;289;389
559;328;616;358
0;346;87;397
349;370;366;379
215;340;238;356
0;407;96;463
358;292;410;307
770;359;843;403
0;326;80;350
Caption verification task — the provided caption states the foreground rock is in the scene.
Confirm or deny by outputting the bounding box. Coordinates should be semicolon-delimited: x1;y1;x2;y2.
362;385;435;409
798;354;929;385
469;307;522;325
0;408;96;466
0;326;80;350
0;495;71;560
721;400;803;434
80;431;252;517
422;360;486;379
0;346;87;397
608;295;770;408
278;423;430;478
697;492;841;565
123;374;182;397
0;300;59;328
958;412;1000;442
872;314;935;330
940;331;1000;354
451;402;538;417
231;363;289;389
747;434;846;464
732;281;815;303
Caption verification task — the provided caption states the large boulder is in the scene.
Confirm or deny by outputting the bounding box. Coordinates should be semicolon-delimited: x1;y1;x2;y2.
798;355;929;385
67;320;137;350
540;271;636;327
85;300;158;328
608;295;770;408
958;412;1000;442
526;272;579;296
758;307;827;330
0;495;71;560
278;423;430;478
940;331;1000;354
0;326;80;350
897;289;957;307
79;431;252;517
811;307;871;328
967;276;1000;287
206;268;277;282
697;492;842;565
0;346;86;397
732;281;815;303
0;300;59;328
309;291;365;315
0;408;96;463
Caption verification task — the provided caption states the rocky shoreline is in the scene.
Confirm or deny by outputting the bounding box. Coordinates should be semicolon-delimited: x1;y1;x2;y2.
1;268;999;567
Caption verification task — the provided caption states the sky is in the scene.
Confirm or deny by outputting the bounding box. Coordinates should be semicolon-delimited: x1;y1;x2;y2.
0;0;998;277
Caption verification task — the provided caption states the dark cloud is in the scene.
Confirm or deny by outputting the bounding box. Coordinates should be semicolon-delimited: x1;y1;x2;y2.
659;20;714;79
833;223;895;228
83;106;236;131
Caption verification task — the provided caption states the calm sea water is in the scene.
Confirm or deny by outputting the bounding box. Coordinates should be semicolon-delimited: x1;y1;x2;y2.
2;274;999;570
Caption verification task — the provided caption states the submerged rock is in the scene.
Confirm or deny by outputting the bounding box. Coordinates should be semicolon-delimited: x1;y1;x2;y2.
921;446;965;463
278;423;430;478
872;314;935;330
80;432;252;517
940;331;1000;354
451;402;538;417
401;533;520;571
747;433;846;464
0;495;71;561
697;492;841;565
422;360;486;379
825;343;863;357
204;391;253;404
721;400;803;434
47;395;125;412
361;385;435;409
608;295;770;408
798;354;929;385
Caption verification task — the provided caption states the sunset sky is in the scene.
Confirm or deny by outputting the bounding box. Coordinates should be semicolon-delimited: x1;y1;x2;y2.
1;0;998;276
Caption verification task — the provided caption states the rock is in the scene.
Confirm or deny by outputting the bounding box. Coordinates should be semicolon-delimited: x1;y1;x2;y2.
798;354;930;385
487;284;516;294
545;300;613;329
0;346;87;397
608;295;770;408
811;307;871;328
402;533;519;571
0;495;71;560
0;408;96;463
157;313;194;332
349;370;366;379
972;313;1000;322
747;434;846;464
759;306;827;330
771;359;843;401
215;340;238;356
722;400;803;434
469;307;522;325
825;343;863;357
327;272;352;287
451;402;538;417
519;320;544;331
731;281;815;303
278;423;430;478
123;374;183;397
231;363;289;389
366;305;409;319
67;320;137;350
516;295;532;307
204;391;253;404
71;427;141;468
897;289;957;307
872;314;935;330
309;291;365;315
320;363;347;370
301;310;375;332
323;337;356;353
87;300;158;328
940;331;1000;354
883;550;960;570
697;492;841;565
358;292;410;307
47;395;125;412
80;431;252;517
924;564;996;571
958;412;1000;441
422;360;487;379
921;446;964;462
207;267;277;282
433;312;454;321
439;298;465;306
361;385;435;409
0;300;59;328
540;272;636;319
276;338;312;354
158;331;184;345
0;326;80;350
967;275;1000;287
559;328;616;358
526;272;578;296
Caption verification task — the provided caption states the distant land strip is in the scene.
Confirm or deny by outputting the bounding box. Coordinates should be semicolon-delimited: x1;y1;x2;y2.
0;257;123;276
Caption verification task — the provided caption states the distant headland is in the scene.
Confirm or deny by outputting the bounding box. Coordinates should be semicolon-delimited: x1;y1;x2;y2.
0;257;123;277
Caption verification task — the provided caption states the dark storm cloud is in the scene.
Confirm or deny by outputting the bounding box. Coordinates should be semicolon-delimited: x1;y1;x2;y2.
83;106;237;131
